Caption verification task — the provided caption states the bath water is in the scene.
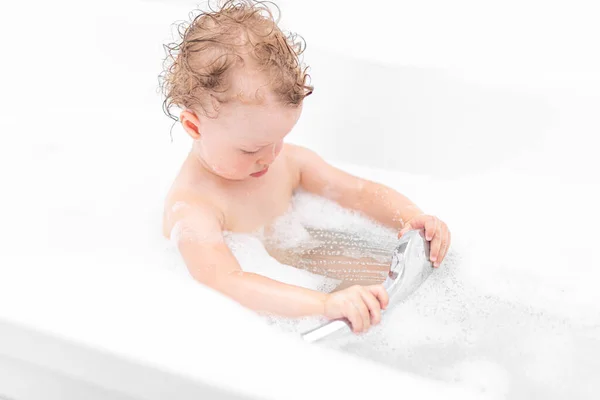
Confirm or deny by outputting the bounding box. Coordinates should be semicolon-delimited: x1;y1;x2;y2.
162;185;600;400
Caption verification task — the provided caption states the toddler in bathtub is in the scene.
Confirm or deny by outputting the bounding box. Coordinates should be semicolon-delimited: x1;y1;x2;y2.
159;0;450;333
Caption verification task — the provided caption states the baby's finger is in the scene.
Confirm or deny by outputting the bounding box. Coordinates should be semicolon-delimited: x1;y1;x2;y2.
429;225;443;266
437;225;450;267
344;301;363;333
444;229;452;263
398;223;411;238
425;216;438;241
354;296;371;332
366;284;389;310
359;287;382;325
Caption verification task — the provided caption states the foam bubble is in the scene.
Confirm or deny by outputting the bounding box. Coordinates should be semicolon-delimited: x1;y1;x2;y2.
446;358;511;398
519;333;575;388
159;185;600;399
383;306;466;349
223;231;340;292
171;201;191;214
170;218;223;245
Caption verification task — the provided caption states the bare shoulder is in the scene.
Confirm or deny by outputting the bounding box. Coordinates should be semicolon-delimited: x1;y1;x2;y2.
282;142;329;181
282;143;316;190
162;175;225;240
283;142;318;159
282;143;324;172
282;143;363;198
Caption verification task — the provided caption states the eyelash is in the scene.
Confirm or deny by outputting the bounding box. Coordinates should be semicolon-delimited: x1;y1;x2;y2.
241;149;259;155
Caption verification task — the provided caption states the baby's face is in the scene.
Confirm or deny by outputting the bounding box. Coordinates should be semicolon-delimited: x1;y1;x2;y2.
183;99;303;181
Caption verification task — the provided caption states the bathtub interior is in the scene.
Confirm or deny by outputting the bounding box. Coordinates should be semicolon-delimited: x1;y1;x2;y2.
1;0;600;399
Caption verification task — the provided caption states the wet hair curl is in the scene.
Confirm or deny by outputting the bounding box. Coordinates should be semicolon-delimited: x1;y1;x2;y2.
158;0;313;135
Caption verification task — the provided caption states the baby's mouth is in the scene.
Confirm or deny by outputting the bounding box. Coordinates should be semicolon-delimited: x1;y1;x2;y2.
250;166;269;177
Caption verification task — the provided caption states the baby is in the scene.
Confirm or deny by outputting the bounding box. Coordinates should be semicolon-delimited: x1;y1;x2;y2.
159;0;450;333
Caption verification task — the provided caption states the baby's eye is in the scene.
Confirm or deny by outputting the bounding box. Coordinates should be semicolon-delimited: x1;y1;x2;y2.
240;149;259;155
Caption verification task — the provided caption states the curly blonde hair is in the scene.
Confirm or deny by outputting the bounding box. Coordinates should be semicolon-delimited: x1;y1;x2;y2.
158;0;313;126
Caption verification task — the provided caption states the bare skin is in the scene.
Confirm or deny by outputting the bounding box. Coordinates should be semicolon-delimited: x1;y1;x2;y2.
162;68;451;333
163;142;297;238
164;143;390;282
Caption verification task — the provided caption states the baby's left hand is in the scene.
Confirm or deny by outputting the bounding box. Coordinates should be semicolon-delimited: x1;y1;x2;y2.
398;214;451;268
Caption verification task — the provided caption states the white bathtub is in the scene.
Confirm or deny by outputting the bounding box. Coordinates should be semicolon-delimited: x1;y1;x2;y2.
1;0;599;399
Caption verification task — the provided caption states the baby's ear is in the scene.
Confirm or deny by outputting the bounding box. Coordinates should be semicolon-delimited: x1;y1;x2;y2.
180;109;201;140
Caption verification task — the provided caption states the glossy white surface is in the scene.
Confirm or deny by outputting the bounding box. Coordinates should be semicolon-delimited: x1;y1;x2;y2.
0;0;598;399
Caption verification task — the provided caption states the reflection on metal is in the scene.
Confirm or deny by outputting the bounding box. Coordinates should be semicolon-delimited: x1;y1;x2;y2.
301;229;434;343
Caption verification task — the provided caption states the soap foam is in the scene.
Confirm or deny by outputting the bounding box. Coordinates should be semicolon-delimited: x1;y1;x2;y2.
161;187;600;400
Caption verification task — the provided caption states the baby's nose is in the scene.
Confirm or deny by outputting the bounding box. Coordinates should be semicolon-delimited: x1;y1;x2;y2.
258;155;275;166
258;141;282;165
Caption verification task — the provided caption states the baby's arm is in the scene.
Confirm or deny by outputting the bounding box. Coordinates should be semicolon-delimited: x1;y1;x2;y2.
288;144;452;268
288;144;424;231
168;197;388;331
169;198;330;317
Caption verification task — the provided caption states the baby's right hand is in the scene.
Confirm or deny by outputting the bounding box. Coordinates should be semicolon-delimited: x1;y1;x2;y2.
324;284;389;333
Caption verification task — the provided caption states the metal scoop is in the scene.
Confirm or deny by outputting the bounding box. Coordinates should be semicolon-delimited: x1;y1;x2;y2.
301;229;434;343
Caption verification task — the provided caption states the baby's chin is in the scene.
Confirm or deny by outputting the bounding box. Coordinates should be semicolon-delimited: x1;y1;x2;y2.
210;166;254;181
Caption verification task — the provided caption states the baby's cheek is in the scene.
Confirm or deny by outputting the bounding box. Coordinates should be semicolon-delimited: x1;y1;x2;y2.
239;159;258;175
209;162;230;175
222;156;253;178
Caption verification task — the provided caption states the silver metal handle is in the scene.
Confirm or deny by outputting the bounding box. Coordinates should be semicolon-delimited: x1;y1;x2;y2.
301;229;433;343
301;319;351;343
